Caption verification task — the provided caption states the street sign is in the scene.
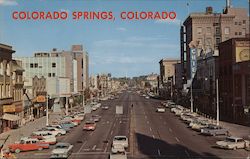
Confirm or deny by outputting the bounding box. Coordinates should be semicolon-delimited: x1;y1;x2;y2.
116;105;123;115
190;48;197;80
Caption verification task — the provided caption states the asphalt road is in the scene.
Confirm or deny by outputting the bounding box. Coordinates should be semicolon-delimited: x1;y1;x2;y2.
15;91;250;159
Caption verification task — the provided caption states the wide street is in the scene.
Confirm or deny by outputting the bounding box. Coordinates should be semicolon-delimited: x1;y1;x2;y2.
16;91;249;159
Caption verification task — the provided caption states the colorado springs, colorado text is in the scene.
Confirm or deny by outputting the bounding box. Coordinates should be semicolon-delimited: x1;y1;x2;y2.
12;11;177;20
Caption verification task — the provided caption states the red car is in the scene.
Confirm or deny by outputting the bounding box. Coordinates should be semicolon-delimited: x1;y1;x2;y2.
8;137;49;153
83;121;96;131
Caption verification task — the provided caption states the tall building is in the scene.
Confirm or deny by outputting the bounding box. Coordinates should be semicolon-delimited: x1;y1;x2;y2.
0;43;24;133
181;5;249;80
219;38;250;125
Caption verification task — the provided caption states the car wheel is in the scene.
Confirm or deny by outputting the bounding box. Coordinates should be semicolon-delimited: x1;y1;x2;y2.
38;147;43;151
15;149;21;153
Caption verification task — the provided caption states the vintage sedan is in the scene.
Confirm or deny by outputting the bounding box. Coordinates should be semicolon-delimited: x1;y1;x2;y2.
216;136;250;150
112;136;128;148
83;121;96;131
201;125;229;136
156;107;165;113
110;144;127;159
50;142;73;159
8;137;49;153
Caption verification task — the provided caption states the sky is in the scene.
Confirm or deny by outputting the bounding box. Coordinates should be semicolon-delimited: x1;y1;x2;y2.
0;0;249;77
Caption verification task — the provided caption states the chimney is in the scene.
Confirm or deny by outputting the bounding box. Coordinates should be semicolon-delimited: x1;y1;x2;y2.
226;0;231;8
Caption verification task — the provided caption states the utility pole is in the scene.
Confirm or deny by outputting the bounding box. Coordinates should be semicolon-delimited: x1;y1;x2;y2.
190;82;193;112
46;94;49;126
216;78;219;126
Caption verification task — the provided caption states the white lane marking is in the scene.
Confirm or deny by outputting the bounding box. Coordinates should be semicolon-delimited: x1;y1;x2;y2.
175;137;180;142
107;121;109;124
169;128;172;132
120;120;122;124
83;148;90;151
145;116;147;119
92;145;96;150
150;127;152;131
185;150;190;157
111;130;113;135
90;131;94;136
96;148;102;151
152;135;155;139
147;121;149;124
77;141;87;153
164;121;167;125
158;149;161;156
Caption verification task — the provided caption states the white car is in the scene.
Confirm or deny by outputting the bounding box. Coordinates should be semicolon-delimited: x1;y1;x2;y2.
216;136;250;150
156;107;165;113
50;142;73;159
110;144;127;159
39;127;66;136
113;136;128;148
31;131;57;145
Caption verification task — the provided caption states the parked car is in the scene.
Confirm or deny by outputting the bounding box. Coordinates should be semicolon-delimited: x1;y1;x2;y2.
50;142;73;159
39;127;66;136
216;136;250;150
102;106;109;110
112;136;128;148
201;125;229;136
83;121;96;131
110;144;127;159
50;124;70;132
31;131;57;145
60;121;75;129
156;107;165;113
92;115;101;122
8;137;49;153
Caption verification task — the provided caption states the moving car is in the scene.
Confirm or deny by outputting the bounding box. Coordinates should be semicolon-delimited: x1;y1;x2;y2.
8;137;49;153
112;136;128;148
83;120;96;131
92;115;101;122
201;125;229;136
50;142;73;159
110;144;127;159
156;107;165;113
216;136;250;150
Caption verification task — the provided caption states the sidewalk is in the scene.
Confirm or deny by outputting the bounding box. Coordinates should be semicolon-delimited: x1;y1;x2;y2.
0;113;62;149
219;121;250;139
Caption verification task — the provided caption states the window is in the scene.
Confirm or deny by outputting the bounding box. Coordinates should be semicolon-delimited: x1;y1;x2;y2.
206;27;211;34
243;20;246;24
215;27;220;35
52;63;56;68
34;63;38;68
224;27;230;35
239;32;242;35
216;37;221;45
30;63;34;68
235;32;238;35
239;22;242;25
235;22;238;25
242;28;246;36
48;73;51;77
197;27;202;34
52;73;55;77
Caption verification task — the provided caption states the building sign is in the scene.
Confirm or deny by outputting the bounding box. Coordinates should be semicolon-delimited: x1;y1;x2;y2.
190;48;197;79
235;41;250;63
3;105;15;113
36;95;46;102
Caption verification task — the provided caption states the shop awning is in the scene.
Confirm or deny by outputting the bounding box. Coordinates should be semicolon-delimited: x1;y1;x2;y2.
2;113;20;121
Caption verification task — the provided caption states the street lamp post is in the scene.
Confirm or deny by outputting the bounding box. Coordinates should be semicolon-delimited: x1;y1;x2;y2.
190;82;193;113
46;94;49;126
216;78;219;126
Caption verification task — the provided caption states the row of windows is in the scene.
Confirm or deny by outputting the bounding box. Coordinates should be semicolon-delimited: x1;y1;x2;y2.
197;27;247;36
30;63;56;68
235;20;246;26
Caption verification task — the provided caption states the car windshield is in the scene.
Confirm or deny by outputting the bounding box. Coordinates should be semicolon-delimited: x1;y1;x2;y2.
114;137;126;141
226;138;236;142
56;145;69;149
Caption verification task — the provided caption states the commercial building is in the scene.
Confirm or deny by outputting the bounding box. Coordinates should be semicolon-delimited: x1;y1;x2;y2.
159;59;180;99
0;44;24;133
219;38;250;125
181;5;249;80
